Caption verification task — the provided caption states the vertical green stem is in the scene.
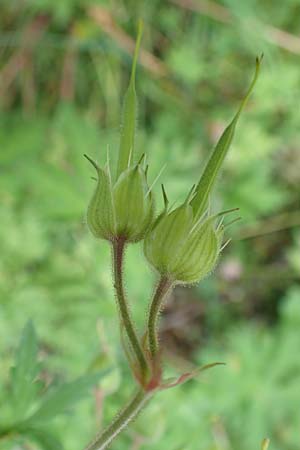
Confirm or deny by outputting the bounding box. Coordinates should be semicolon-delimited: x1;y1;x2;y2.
84;389;151;450
148;276;174;359
112;237;149;381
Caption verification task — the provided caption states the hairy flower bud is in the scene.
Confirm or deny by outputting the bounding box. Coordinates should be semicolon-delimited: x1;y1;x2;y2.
144;55;262;283
86;155;154;243
170;217;220;284
144;203;193;276
85;21;154;243
113;164;154;242
144;202;222;284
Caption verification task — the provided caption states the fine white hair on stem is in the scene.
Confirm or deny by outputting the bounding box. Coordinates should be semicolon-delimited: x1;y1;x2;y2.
220;239;231;252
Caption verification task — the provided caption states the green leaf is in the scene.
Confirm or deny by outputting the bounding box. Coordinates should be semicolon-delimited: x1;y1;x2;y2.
22;427;64;450
27;369;111;423
116;20;143;179
191;55;262;220
10;320;40;420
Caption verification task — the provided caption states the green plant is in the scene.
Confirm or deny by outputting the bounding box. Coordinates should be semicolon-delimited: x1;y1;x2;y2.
82;21;262;450
0;321;109;449
1;2;300;448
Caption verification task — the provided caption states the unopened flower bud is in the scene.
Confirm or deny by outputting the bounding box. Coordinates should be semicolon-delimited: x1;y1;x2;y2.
86;155;154;243
113;164;154;242
144;55;262;283
144;203;221;284
170;217;220;284
144;203;193;276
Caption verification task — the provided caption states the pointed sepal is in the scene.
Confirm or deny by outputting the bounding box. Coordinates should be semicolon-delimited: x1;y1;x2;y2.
85;154;116;241
191;55;262;220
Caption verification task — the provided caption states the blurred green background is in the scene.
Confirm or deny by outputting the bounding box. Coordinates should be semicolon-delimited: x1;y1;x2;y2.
1;0;300;449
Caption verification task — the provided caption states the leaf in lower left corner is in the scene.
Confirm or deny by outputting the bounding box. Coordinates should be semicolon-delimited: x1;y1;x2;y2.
10;320;41;419
27;369;111;423
23;427;63;450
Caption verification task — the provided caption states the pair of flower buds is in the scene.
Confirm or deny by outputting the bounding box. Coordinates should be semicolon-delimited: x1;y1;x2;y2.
85;21;261;284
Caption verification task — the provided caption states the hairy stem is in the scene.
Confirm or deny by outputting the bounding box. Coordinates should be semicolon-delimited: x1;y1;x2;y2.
148;276;174;359
84;390;151;450
112;237;149;381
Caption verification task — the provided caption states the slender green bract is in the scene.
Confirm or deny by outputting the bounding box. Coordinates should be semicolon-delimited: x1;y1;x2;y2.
116;20;143;179
112;238;149;381
191;55;263;219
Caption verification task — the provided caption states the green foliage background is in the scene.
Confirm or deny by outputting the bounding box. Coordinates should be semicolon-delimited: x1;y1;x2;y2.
0;0;300;449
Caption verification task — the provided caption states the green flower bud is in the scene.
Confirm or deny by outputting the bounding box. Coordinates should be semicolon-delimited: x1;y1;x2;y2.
144;203;221;284
113;164;154;242
86;22;154;243
144;55;262;284
170;217;220;284
144;203;193;275
85;155;154;243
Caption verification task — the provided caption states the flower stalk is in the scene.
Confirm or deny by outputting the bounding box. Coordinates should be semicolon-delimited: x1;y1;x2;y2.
148;276;174;359
112;237;149;383
84;389;152;450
